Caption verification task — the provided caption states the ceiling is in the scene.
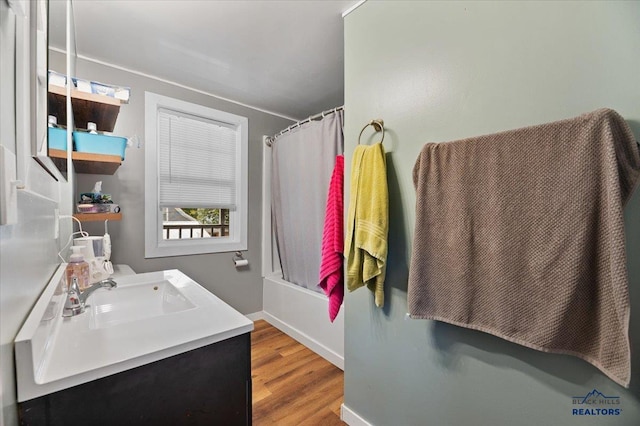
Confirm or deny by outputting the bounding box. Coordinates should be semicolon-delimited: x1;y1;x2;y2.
49;0;360;121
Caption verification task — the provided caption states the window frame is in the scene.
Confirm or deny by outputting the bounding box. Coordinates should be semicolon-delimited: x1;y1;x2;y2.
144;92;248;258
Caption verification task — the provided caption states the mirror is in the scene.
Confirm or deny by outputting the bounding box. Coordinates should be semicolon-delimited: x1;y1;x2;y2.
23;0;63;179
0;0;18;157
45;0;72;177
31;0;47;158
25;0;76;179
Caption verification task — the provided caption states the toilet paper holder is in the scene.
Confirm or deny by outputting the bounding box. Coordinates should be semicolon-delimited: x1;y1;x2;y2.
233;251;249;268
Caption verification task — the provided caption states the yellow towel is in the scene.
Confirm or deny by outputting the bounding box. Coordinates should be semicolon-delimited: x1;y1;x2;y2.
345;142;388;307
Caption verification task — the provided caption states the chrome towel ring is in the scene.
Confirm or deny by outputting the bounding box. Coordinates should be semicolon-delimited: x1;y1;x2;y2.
358;119;385;145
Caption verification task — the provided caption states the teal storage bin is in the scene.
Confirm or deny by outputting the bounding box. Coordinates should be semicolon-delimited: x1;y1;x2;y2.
73;132;127;160
48;127;67;151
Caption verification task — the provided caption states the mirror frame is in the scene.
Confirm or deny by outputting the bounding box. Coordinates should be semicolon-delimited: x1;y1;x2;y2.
14;0;66;182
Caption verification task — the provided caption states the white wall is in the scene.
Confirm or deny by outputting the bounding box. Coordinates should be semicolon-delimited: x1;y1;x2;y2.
0;189;63;426
0;3;73;425
343;2;640;425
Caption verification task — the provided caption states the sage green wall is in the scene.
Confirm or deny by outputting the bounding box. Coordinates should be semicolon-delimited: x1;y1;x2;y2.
49;51;293;315
343;2;640;425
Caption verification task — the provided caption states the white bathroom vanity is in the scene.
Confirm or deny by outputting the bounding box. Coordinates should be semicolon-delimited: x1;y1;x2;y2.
15;266;253;425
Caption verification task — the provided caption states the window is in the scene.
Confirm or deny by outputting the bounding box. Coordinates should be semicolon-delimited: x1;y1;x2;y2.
145;92;248;257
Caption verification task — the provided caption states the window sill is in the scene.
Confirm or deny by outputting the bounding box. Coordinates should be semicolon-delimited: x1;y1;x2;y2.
145;239;247;258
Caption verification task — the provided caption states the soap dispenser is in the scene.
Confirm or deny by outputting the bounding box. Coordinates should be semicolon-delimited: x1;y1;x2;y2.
66;246;90;292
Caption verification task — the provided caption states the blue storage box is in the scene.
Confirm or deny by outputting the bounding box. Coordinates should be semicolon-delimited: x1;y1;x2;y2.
73;132;127;160
48;127;68;151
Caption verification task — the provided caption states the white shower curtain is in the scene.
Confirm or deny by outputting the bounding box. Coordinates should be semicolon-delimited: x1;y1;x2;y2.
271;111;344;292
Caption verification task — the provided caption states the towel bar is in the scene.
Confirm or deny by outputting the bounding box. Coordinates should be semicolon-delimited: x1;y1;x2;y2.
358;119;385;145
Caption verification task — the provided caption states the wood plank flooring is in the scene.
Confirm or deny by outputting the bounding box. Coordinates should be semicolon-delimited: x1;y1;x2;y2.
251;320;346;426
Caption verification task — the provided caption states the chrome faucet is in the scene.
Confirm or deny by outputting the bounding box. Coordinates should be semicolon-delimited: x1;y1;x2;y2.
63;278;117;317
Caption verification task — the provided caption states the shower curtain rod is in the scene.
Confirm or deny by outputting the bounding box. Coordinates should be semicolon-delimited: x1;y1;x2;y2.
265;105;344;146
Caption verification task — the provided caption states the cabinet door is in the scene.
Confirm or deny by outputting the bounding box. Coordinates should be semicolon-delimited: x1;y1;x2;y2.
19;333;252;426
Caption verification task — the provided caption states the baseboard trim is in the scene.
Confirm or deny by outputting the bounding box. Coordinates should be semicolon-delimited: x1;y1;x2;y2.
245;311;265;322
262;311;344;370
341;404;374;426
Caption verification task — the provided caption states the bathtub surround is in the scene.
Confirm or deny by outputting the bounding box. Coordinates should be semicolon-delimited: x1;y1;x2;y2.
343;1;640;425
49;50;293;315
409;108;640;388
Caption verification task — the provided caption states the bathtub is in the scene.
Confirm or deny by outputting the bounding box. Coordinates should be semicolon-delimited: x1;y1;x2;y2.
260;136;344;370
261;274;344;370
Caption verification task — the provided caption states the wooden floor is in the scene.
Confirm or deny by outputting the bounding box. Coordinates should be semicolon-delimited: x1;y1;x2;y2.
251;320;346;426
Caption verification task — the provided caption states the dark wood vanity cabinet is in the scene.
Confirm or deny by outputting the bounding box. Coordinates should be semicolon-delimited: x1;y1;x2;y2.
19;333;252;425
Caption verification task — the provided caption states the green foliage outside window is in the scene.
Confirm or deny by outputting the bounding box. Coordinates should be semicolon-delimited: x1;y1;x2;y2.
182;208;229;225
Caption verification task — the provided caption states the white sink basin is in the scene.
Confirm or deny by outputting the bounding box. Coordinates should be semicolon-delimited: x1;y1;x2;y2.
88;279;196;329
14;268;253;402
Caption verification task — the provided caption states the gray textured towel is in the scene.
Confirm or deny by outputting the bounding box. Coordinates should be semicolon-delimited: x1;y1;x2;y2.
408;109;640;387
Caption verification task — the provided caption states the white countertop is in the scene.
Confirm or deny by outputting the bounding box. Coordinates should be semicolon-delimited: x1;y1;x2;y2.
110;264;136;278
15;266;253;402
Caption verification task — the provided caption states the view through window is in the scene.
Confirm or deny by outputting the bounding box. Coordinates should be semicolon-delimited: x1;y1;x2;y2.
162;208;230;240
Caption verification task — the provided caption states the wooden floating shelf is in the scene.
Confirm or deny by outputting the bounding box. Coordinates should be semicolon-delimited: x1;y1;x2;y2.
48;149;122;175
48;84;123;132
48;84;121;106
73;212;122;222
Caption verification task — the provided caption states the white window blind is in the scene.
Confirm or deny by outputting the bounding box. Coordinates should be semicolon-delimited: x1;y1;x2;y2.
158;109;238;210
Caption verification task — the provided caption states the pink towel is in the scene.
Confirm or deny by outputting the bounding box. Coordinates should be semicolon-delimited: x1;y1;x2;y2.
319;155;344;322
